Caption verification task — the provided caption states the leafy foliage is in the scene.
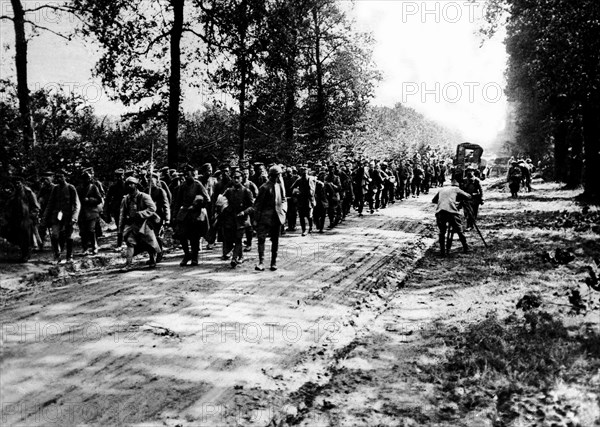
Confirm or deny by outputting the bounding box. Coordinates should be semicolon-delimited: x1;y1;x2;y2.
483;0;600;199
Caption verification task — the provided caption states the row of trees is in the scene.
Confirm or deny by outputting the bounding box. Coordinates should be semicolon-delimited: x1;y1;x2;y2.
2;0;381;172
483;0;600;200
1;82;455;183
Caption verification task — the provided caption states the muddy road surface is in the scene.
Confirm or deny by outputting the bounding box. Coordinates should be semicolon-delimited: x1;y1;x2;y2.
1;196;436;426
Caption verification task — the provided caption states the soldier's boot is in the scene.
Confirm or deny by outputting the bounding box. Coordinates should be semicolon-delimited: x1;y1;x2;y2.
147;250;156;268
180;241;191;266
458;233;470;253
66;239;73;262
191;240;200;266
90;232;98;255
116;232;123;248
438;233;446;257
125;247;134;266
270;238;279;270
51;237;61;263
255;241;265;271
270;251;278;271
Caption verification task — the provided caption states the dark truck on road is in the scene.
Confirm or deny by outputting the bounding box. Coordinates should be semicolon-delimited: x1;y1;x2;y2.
452;142;484;183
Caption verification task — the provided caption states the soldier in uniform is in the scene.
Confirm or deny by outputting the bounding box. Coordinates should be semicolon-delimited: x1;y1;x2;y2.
105;168;126;246
253;165;287;271
313;172;329;233
148;172;170;262
3;176;40;262
250;162;267;189
432;180;471;256
36;172;55;248
222;169;255;268
77;170;104;255
461;169;483;230
82;167;105;239
283;167;298;232
172;165;210;266
241;167;258;251
43;170;80;263
507;161;522;198
119;176;161;268
325;163;342;228
290;165;316;236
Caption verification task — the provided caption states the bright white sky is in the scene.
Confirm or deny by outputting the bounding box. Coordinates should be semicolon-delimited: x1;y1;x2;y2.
0;0;508;148
348;0;508;147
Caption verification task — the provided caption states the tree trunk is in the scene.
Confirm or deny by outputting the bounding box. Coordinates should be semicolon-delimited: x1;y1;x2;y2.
312;6;326;151
582;98;600;200
238;0;248;163
11;0;33;152
167;0;184;167
239;57;247;162
283;62;296;143
565;112;583;189
552;100;569;183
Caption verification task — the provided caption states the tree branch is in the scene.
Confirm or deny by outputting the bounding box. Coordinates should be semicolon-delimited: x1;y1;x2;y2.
23;4;76;14
0;15;14;21
23;4;87;24
136;31;171;56
182;27;205;41
24;20;72;41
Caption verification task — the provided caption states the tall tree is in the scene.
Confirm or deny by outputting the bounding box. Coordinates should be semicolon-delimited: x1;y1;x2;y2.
1;1;75;154
73;0;204;167
484;0;600;199
301;0;380;159
198;0;268;163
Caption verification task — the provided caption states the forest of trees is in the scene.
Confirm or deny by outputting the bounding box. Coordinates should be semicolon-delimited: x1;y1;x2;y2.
0;0;461;182
483;0;600;200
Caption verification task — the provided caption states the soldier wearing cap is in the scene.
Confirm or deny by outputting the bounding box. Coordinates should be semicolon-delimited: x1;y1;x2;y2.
253;165;287;271
325;163;342;228
339;163;354;220
432;179;471;256
240;167;258;251
250;162;267;188
119;176;161;268
3;176;40;262
77;169;104;255
461;168;483;230
160;167;171;186
169;170;183;196
290;164;316;236
148;172;171;261
208;163;233;257
105;168;127;246
82;167;106;240
172;165;210;266
352;160;370;216
43;170;81;263
222;169;255;267
507;161;522;198
283;166;298;232
36;172;55;247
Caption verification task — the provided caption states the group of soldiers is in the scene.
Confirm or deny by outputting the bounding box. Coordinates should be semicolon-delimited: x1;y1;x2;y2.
1;156;452;269
507;157;535;198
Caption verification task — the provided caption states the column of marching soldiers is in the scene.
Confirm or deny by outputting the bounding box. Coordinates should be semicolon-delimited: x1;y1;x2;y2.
3;157;451;271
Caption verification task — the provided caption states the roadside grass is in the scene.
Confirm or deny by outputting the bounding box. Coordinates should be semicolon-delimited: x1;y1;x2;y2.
421;184;600;426
422;309;600;425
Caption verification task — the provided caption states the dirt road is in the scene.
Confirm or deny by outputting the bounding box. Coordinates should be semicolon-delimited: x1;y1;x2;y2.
1;195;436;426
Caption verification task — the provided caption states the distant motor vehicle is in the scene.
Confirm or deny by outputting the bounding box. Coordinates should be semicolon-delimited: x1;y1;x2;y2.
452;142;484;182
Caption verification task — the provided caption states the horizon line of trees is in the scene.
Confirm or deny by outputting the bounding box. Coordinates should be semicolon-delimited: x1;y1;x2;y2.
1;0;461;180
1;0;383;170
0;80;458;182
